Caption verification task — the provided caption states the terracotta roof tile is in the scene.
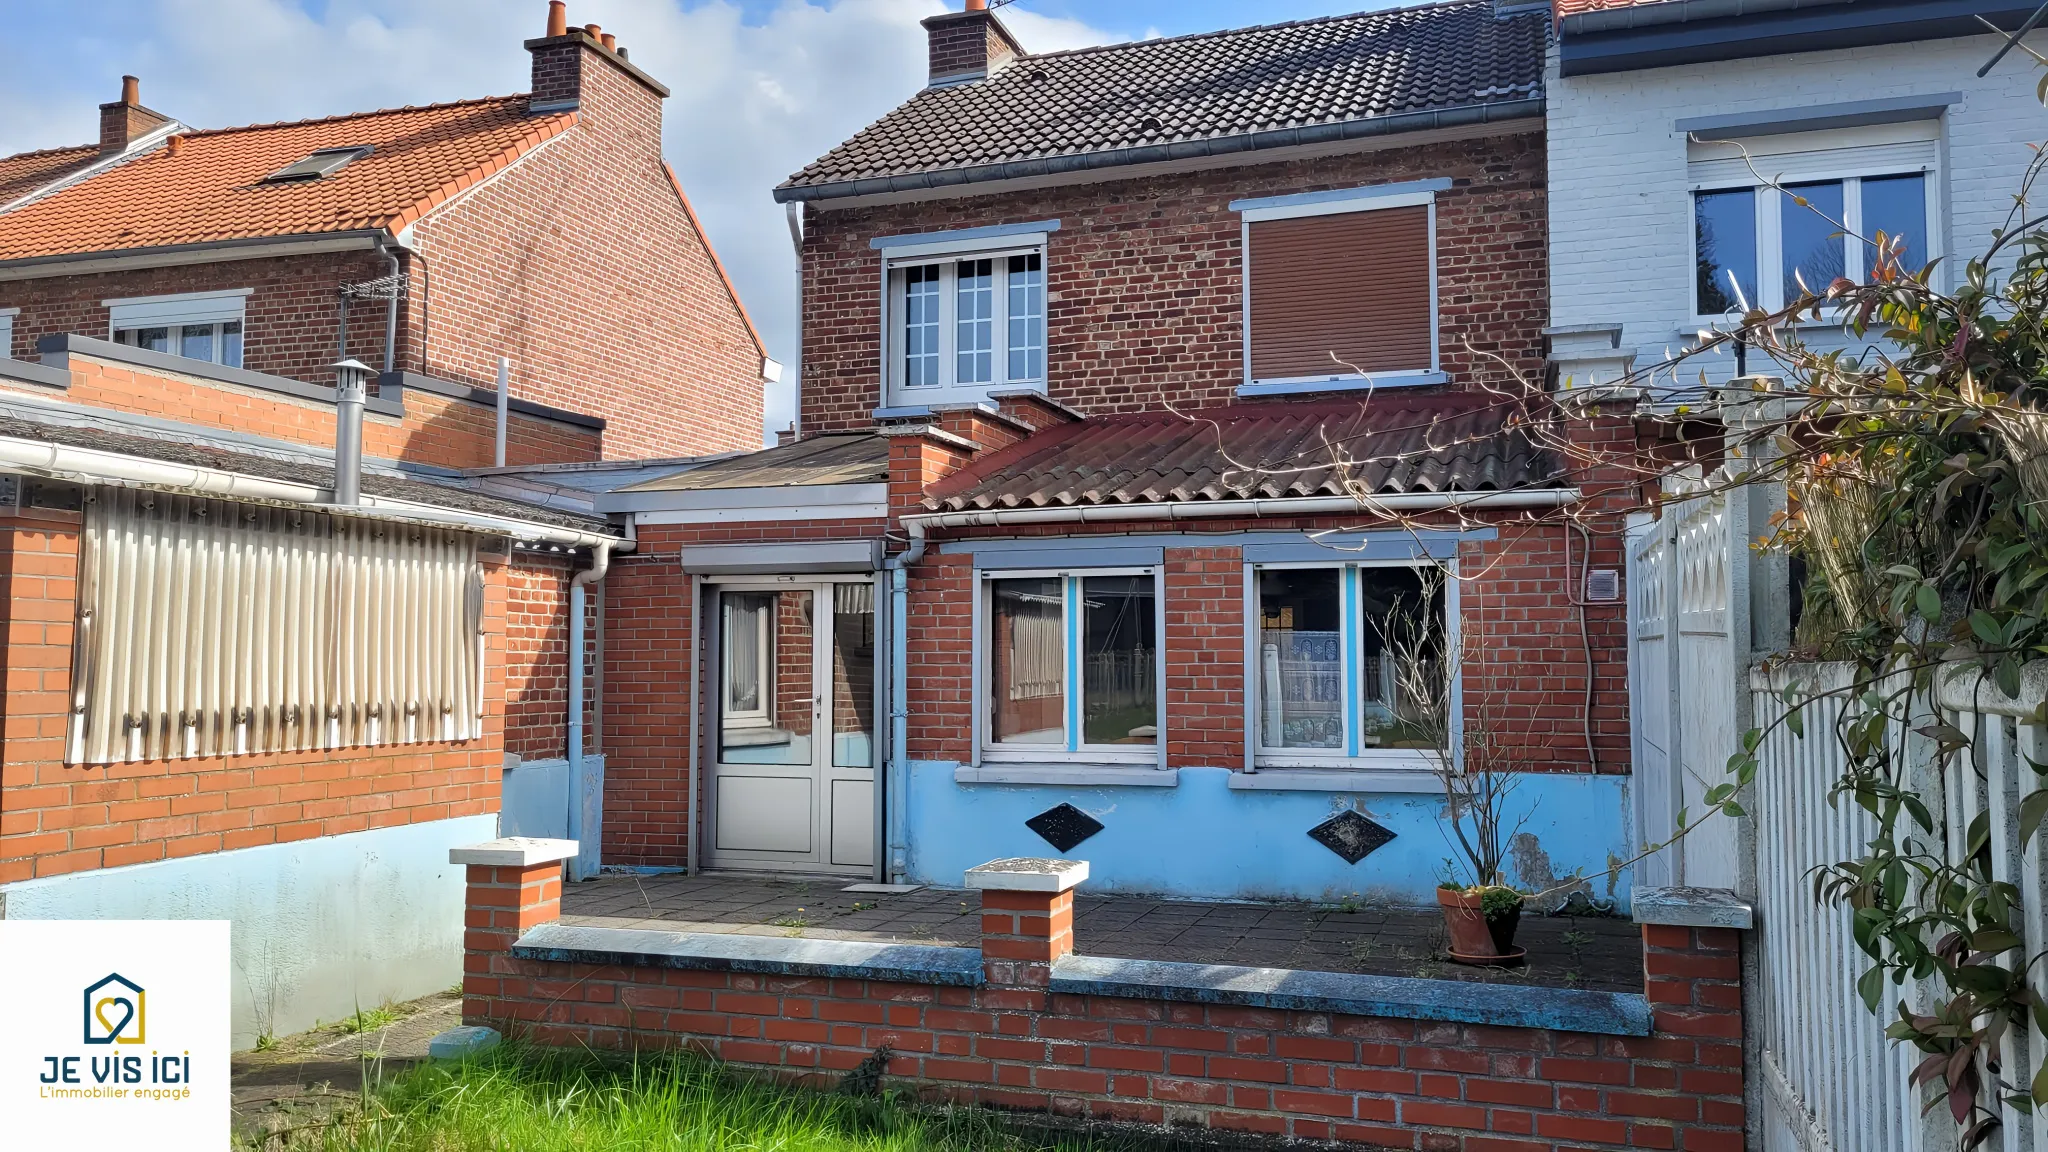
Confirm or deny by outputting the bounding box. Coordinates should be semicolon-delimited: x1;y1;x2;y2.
781;0;1546;195
1554;0;1669;16
0;97;574;263
0;145;99;210
924;396;1562;512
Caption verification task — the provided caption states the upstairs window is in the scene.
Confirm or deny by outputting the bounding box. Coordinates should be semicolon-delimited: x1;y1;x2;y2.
0;308;15;360
1689;122;1938;316
106;288;249;368
879;223;1051;407
1234;180;1446;396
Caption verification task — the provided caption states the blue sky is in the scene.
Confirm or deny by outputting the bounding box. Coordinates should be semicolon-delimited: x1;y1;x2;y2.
0;1;1396;435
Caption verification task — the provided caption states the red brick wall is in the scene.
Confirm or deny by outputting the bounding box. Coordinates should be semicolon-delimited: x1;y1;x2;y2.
462;872;1745;1152
0;509;515;884
902;507;1628;775
503;554;586;762
404;41;765;460
2;350;600;470
798;131;1547;431
600;518;888;868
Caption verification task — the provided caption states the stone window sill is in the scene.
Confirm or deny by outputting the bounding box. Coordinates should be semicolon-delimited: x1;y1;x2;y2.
955;764;1178;788
1229;769;1442;793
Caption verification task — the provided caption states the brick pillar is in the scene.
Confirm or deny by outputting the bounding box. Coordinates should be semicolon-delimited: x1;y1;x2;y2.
1633;887;1751;1149
452;837;578;1026
967;857;1088;989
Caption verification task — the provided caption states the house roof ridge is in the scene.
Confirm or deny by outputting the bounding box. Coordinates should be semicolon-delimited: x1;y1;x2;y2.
0;142;97;165
1017;0;1497;65
175;93;533;141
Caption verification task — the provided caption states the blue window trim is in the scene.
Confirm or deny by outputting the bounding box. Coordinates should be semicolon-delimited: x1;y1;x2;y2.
1341;568;1361;758
1065;577;1084;753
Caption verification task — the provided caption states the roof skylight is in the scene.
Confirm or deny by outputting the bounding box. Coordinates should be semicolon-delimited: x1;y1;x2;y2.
262;146;372;183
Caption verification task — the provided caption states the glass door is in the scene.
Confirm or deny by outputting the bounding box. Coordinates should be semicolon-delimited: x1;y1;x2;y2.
705;580;875;875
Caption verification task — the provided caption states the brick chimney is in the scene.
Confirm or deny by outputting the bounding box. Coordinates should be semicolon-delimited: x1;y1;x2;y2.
525;1;670;119
99;76;173;157
921;0;1026;88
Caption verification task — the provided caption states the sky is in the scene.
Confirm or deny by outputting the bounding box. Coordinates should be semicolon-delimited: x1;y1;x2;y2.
0;0;1393;439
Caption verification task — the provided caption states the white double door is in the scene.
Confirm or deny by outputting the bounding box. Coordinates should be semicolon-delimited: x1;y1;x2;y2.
706;579;877;875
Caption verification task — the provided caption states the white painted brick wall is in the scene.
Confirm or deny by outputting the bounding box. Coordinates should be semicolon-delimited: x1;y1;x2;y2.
1548;32;2046;382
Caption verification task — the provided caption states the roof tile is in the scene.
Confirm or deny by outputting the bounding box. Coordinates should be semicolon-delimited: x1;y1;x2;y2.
0;97;573;263
781;0;1547;194
924;396;1562;512
0;145;99;210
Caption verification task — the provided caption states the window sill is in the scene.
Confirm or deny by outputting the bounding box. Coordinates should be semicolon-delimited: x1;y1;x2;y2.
956;764;1178;787
1231;769;1442;793
1237;370;1447;399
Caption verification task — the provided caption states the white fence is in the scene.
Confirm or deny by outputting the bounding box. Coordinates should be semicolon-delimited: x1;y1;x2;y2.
1744;658;2048;1152
1628;476;1748;891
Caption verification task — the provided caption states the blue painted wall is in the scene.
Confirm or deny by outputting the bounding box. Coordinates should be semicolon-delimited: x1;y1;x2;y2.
904;764;1633;909
0;813;495;1049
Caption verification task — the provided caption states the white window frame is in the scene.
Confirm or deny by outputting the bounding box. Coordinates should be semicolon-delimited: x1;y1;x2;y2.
0;308;16;360
1688;163;1940;323
973;565;1167;770
105;288;251;367
1242;558;1459;773
1235;181;1445;397
881;231;1049;407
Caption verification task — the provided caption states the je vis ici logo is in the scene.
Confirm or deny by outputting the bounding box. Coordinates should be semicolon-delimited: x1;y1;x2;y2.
83;974;145;1045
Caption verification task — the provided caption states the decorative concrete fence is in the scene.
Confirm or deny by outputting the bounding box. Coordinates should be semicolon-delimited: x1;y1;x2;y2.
455;839;1748;1151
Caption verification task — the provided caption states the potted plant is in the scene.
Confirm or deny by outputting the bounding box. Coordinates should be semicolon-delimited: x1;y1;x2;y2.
1386;572;1531;966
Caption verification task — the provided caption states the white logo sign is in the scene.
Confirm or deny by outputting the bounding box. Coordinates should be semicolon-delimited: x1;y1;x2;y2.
0;920;229;1150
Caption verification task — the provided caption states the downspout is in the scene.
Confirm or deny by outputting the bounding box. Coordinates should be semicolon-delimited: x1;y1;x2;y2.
784;202;803;441
376;236;401;373
567;542;613;882
880;522;927;882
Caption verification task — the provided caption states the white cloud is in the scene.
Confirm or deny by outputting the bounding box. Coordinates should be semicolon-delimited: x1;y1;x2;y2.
0;0;1127;442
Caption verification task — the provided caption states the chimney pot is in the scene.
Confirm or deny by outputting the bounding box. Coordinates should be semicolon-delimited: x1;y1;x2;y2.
545;1;567;37
616;45;628;60
584;23;601;38
120;75;140;105
99;74;171;156
166;135;183;156
600;32;616;50
965;0;988;9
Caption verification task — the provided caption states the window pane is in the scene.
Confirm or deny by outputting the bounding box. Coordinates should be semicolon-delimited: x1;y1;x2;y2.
1694;188;1757;314
180;323;215;362
1081;575;1154;746
989;577;1063;745
831;583;875;769
1781;180;1845;301
904;265;940;388
120;326;170;353
1357;567;1444;750
220;321;243;369
1257;569;1343;750
718;590;814;766
1861;173;1927;275
1006;253;1044;382
956;258;993;385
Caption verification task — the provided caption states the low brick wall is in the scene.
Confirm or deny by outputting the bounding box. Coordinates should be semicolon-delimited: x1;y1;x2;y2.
460;856;1744;1151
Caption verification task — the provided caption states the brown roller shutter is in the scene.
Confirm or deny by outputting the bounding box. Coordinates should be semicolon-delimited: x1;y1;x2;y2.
1248;205;1432;382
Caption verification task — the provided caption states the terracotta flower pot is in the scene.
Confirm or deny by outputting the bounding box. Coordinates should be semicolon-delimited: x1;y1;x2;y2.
1437;886;1526;967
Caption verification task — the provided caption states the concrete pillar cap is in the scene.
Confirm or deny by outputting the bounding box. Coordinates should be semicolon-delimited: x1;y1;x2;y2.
449;837;580;867
1632;886;1753;930
965;857;1088;892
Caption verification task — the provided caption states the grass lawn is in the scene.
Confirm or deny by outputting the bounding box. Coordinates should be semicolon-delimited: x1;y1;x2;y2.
246;1045;1149;1151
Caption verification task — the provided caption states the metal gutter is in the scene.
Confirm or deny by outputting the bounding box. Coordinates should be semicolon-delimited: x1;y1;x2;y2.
0;433;625;548
1563;0;1854;33
773;98;1545;204
0;231;387;282
903;489;1581;538
1559;0;2041;75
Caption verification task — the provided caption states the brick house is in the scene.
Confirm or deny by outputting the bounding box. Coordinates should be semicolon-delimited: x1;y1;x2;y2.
0;1;772;463
580;0;1647;908
0;2;771;1048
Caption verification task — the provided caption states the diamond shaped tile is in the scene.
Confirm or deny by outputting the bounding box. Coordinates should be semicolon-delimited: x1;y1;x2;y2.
1025;803;1104;853
1308;810;1395;864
